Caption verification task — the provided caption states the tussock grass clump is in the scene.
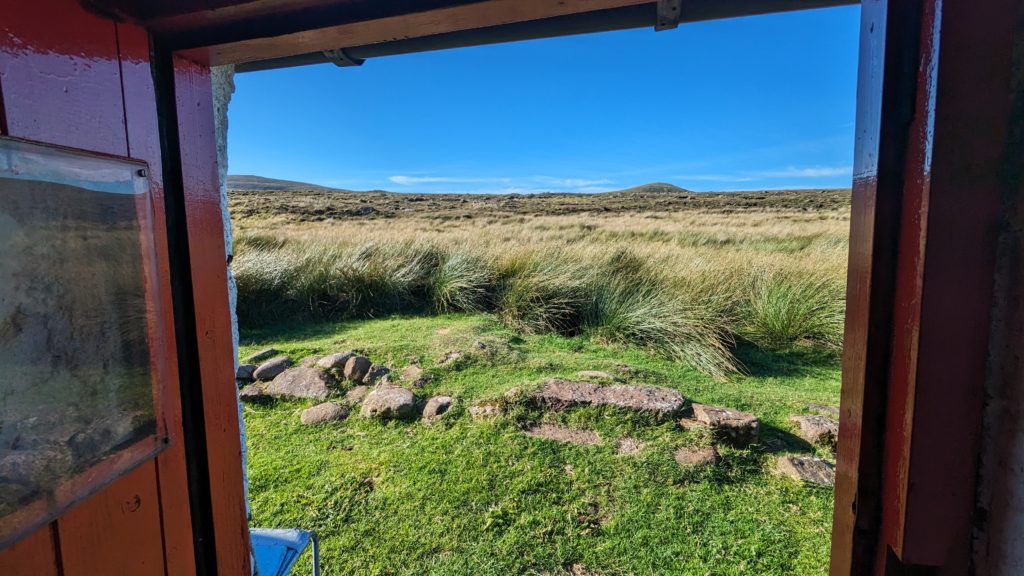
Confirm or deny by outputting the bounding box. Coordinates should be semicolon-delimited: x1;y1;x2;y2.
429;251;494;313
741;268;845;349
496;249;591;335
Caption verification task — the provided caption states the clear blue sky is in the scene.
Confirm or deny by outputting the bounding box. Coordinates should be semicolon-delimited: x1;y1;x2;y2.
228;5;860;194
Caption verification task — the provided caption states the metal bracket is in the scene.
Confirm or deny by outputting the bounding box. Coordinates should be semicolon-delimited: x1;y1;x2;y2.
655;0;682;31
323;48;365;67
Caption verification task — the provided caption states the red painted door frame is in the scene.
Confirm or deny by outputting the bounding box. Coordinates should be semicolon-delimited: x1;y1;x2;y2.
832;0;1022;573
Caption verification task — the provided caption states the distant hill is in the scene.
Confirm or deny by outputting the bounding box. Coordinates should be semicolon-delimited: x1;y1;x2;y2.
611;182;693;195
227;175;348;192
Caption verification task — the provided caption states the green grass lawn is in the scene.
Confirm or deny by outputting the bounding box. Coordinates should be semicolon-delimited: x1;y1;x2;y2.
240;314;840;575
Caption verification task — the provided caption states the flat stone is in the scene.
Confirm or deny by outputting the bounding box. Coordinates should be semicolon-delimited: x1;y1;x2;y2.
422;396;454;420
266;368;332;400
239;382;271;403
244;347;278;364
576;370;619;382
524;424;601;446
360;386;417;420
300;402;349;425
685;403;760;447
616;437;646;455
345;385;370;404
236;364;257;382
344;355;372;382
469;401;504;420
776;455;835;487
253;356;293;382
298;356;319;368
401;365;423;381
317;352;354;370
674;446;719;468
531;379;686;419
789;415;839;448
363;364;390;385
807;403;840;418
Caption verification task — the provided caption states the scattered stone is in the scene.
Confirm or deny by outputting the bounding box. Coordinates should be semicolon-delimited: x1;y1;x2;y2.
266;368;332;400
576;370;619;382
344;355;372;382
437;351;463;366
422;396;454;420
469;401;504;420
524;424;601;446
531;379;686;419
236;364;257;383
244;347;278;364
360;386;417;420
253;356;293;382
239;382;271;403
401;365;423;381
775;455;836;487
350;206;376;216
685;403;760;447
317;352;354;370
410;376;432;389
345;385;370;404
300;402;349;425
363;364;391;385
298;356;319;368
616;437;646;455
674;446;719;468
808;403;840;418
789;415;839;448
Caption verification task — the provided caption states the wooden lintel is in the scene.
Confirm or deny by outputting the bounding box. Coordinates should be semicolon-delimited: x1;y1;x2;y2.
200;0;654;66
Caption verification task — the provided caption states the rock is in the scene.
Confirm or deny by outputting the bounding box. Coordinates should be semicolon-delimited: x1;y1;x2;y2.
469;401;504;420
236;364;257;382
422;396;454;420
253;356;293;382
300;402;349;425
363;364;390;385
685;403;760;447
239;382;271;403
360;386;417;419
317;352;354;370
350;206;376;216
298;356;319;368
674;446;719;468
616;437;646;455
266;368;332;400
244;347;278;364
344;355;372;382
789;415;839;448
345;385;370;404
401;365;423;381
410;376;432;389
524;424;601;446
576;370;619;382
776;455;836;487
531;379;686;419
807;403;840;418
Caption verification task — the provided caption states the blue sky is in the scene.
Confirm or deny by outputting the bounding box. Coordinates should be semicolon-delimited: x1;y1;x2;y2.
228;5;860;194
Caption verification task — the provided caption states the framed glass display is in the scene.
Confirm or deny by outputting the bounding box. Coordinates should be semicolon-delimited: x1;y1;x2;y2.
0;137;168;549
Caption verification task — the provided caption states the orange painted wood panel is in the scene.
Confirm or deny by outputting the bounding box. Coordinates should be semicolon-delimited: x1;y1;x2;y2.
57;462;166;576
0;526;60;576
117;21;198;576
0;0;127;155
174;55;252;576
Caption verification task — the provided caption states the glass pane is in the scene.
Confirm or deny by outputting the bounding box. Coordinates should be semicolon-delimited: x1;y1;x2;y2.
0;138;163;546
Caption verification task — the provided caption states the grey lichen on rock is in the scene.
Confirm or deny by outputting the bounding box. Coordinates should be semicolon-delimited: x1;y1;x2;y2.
360;386;417;420
266;367;332;400
253;356;292;382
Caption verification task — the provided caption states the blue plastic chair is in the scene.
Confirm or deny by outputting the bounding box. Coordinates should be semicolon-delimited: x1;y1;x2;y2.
250;528;321;576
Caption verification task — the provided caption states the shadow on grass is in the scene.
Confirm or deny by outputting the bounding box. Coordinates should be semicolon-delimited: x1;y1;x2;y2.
733;341;841;378
239;317;366;345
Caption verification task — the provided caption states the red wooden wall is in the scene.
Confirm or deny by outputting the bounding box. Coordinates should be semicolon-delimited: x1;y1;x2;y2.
0;1;249;574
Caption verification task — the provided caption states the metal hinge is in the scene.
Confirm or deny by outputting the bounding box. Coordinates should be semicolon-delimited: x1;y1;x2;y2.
323;48;365;67
655;0;682;31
